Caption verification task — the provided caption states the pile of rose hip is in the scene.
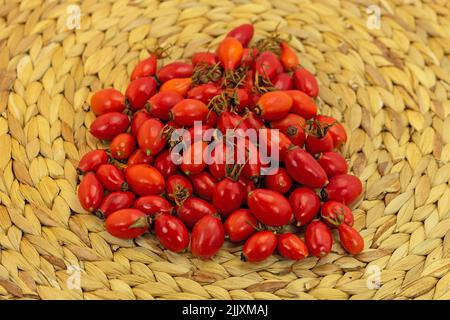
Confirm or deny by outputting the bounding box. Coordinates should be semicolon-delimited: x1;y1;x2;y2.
77;24;364;262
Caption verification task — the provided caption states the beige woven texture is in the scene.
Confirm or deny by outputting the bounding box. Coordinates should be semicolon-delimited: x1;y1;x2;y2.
0;0;450;300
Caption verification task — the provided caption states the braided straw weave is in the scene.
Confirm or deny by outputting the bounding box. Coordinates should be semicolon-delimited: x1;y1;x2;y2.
0;0;450;300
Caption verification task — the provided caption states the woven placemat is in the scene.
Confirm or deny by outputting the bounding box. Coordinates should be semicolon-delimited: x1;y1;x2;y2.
0;0;449;300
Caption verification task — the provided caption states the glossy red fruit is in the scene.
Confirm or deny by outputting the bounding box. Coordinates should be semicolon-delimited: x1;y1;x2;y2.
192;52;218;66
212;178;244;217
181;141;208;176
154;214;189;253
170;99;209;126
254;91;292;121
224;209;257;242
316;115;347;148
217;111;249;134
208;143;233;180
78;172;103;212
176;197;217;228
128;149;154;166
131;55;157;80
206;111;218;127
191;215;224;259
157;62;193;84
238;177;255;204
305;220;333;257
148;91;183;121
250;93;260;110
254;51;283;80
270;113;306;147
338;224;364;255
105;209;149;239
133;195;173;217
230;88;251;113
289;188;321;226
124;164;165;196
323;174;363;206
305;131;334;155
241;47;259;66
189;171;218;201
285;147;327;188
90;112;129;140
217;37;243;71
227;23;254;47
159;78;192;97
187;84;221;104
97;191;135;218
96;164;127;191
264;168;292;194
242;231;277;262
110;133;136;160
125;77;157;110
317;151;348;177
154;149;178;177
280;42;299;71
91;89;125;116
278;233;308;260
166;174;193;203
130;110;153;137
137;118;166;156
293;67;319;97
321;200;354;227
284;90;317;120
243;111;265;130
78;149;109;174
272;72;294;90
247;189;292;227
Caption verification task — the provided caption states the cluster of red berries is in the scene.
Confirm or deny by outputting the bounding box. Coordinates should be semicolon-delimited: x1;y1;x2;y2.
77;24;364;262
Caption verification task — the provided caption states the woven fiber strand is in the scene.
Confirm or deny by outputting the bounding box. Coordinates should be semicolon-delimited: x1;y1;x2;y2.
0;0;450;300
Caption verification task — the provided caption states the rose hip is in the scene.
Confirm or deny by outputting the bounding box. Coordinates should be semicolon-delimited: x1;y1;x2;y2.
224;209;257;242
154;214;189;253
289;188;321;226
321;200;354;227
177;197;217;228
317;151;348;177
90;112;129;141
125;77;157;110
131;54;157;81
338;224;364;255
96;164;128;192
305;220;333;258
78;172;103;212
323;174;363;206
157;62;193;84
191;215;224;259
91;89;125;116
148;91;183;121
105;209;150;239
277;233;308;260
97;191;135;218
133;195;173;217
78;149;109;174
110;133;136;160
242;231;277;262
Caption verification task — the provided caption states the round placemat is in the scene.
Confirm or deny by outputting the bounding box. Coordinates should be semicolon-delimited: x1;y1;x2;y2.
1;0;449;300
